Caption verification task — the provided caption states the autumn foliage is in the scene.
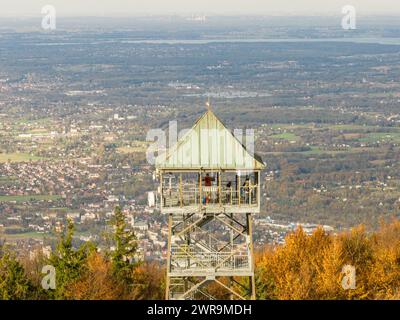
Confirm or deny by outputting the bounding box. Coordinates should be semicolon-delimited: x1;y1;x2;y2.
64;254;165;300
0;217;399;300
255;218;400;300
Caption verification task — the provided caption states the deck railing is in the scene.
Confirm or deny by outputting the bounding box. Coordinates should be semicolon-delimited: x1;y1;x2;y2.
170;245;250;271
162;183;258;208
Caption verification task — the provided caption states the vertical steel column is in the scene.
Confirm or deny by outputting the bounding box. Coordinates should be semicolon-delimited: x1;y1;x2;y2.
247;212;256;300
165;213;172;300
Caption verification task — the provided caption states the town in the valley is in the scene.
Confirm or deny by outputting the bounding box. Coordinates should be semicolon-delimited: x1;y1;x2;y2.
1;16;400;262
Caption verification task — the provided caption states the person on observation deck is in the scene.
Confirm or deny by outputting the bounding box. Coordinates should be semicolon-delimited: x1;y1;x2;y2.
204;173;214;187
203;173;215;204
242;176;250;204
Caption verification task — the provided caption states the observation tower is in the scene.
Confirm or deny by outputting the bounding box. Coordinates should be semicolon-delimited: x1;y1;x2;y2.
156;104;264;300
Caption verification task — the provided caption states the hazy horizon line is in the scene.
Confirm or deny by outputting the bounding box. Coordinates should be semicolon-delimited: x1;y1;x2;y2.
1;13;400;18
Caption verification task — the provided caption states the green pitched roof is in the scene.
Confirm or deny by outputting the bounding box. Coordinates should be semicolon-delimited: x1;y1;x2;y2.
156;110;265;170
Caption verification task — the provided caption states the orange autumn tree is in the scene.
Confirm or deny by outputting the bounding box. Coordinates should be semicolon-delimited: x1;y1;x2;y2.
368;219;400;299
128;262;165;300
255;227;332;299
65;251;123;300
255;218;400;300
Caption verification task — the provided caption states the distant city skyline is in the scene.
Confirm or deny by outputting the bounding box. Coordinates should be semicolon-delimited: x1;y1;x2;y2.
0;0;399;17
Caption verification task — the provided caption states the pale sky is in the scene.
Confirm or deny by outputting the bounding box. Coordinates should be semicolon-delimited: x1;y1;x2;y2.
0;0;399;17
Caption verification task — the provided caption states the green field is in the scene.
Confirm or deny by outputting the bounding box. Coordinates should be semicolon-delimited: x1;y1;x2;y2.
0;153;42;163
270;132;300;141
1;230;88;241
264;146;370;156
117;146;147;154
0;176;17;183
359;132;400;143
0;195;62;202
0;231;50;240
326;124;379;131
301;146;351;155
117;140;149;154
268;123;310;130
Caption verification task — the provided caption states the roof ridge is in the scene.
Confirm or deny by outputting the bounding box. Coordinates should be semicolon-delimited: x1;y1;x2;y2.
156;109;265;170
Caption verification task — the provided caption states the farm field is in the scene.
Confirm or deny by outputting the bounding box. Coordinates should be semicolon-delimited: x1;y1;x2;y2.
0;195;62;202
0;153;42;163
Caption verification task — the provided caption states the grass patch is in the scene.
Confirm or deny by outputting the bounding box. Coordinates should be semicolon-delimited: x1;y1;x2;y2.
0;153;43;163
270;132;300;141
359;132;400;144
327;124;379;131
0;231;53;240
267;123;318;130
117;141;149;154
0;195;62;203
265;146;369;155
0;176;17;183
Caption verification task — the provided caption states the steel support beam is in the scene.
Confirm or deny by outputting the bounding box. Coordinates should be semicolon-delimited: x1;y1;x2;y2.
165;211;255;300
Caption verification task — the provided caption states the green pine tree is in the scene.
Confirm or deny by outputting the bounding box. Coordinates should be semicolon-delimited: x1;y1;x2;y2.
48;219;94;299
110;206;138;282
0;247;33;300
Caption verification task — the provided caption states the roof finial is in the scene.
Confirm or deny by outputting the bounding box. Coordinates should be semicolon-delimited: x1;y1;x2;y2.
206;97;211;111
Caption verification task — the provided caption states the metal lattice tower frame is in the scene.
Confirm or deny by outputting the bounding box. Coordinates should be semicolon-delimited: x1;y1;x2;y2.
155;109;265;300
164;208;256;300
